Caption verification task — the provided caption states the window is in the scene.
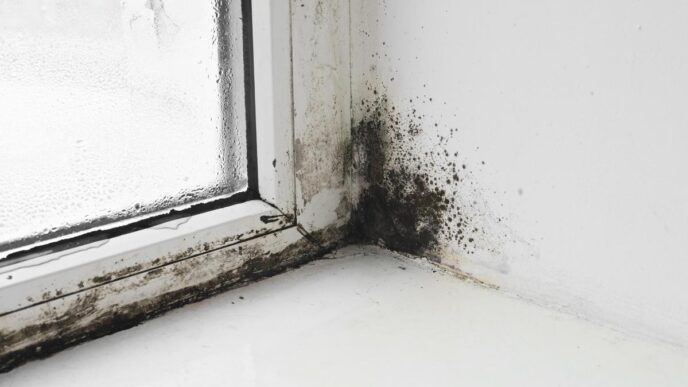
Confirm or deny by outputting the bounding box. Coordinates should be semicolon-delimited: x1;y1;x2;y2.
0;0;302;369
0;0;294;319
0;0;260;261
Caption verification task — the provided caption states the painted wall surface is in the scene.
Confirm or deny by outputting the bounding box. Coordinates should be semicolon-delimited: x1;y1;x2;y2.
351;0;688;347
292;0;352;236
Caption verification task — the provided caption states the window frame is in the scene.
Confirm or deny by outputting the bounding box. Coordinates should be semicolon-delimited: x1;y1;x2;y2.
0;0;295;319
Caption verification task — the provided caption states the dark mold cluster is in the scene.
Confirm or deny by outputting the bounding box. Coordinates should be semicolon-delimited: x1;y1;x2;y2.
350;93;485;258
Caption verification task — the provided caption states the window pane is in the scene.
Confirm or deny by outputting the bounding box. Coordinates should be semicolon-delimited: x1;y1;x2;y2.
0;0;247;253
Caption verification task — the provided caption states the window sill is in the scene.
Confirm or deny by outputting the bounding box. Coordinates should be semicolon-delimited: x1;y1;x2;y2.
0;199;292;316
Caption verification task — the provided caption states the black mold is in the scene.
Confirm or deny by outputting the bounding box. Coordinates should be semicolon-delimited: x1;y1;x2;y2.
0;224;347;373
350;93;483;257
259;215;282;224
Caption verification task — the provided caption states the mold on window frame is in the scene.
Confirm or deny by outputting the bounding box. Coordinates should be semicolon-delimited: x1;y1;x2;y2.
0;0;317;371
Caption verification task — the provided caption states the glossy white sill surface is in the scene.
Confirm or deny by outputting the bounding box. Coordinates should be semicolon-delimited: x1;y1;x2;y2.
2;245;687;386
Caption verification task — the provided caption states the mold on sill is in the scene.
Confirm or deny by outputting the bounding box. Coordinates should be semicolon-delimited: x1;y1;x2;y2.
0;223;348;373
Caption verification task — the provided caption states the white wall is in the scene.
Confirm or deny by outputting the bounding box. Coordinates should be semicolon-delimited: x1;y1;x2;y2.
352;0;688;347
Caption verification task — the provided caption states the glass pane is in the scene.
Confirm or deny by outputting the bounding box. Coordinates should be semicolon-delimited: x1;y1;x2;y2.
0;0;247;254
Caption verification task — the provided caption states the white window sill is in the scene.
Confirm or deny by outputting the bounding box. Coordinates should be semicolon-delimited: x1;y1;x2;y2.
2;245;686;386
0;199;291;316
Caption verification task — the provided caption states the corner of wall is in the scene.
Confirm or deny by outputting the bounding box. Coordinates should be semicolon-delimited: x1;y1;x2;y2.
290;0;352;247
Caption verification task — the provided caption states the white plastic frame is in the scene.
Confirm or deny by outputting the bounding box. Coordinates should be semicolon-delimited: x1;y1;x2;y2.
0;0;295;317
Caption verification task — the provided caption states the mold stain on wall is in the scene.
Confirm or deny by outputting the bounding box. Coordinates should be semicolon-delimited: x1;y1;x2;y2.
349;87;508;263
345;0;537;276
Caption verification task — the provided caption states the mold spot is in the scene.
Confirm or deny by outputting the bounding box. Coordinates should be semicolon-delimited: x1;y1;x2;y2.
91;275;112;284
91;264;143;285
259;215;282;224
351;93;485;257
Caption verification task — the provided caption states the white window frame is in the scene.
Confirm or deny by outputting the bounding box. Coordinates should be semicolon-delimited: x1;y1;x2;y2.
0;0;294;321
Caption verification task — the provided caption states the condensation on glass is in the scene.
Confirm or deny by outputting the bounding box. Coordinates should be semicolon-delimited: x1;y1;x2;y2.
0;0;248;255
